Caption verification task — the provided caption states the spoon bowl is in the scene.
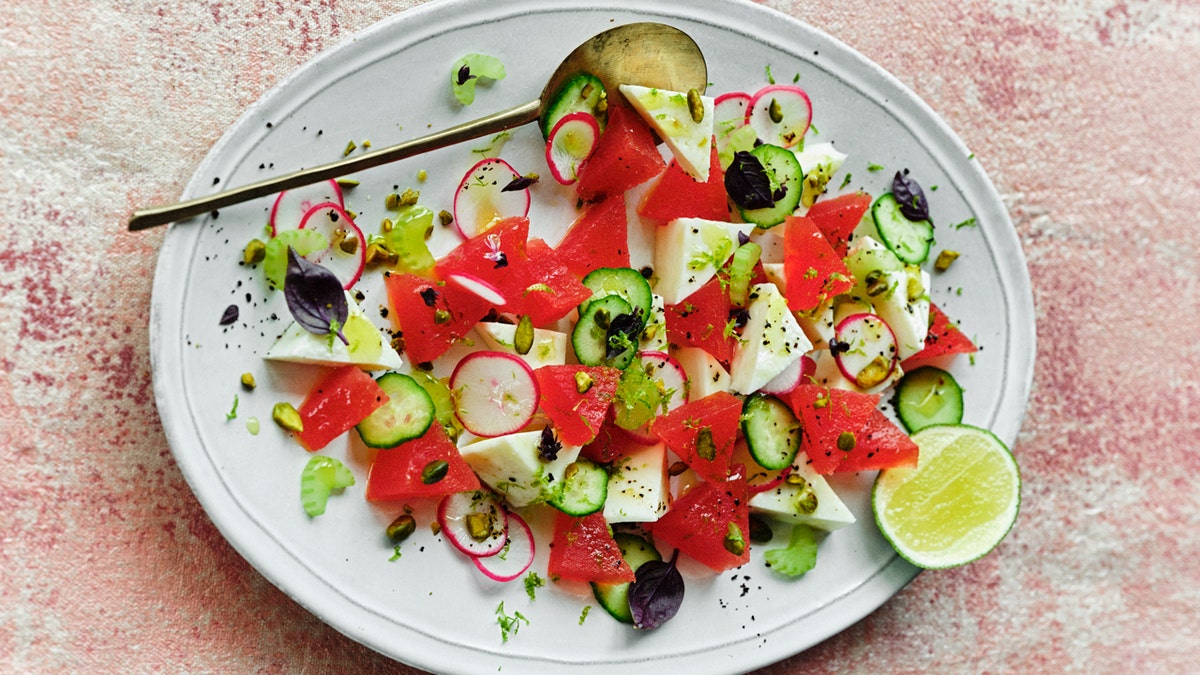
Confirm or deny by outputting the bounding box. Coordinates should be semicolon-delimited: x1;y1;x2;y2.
128;22;706;231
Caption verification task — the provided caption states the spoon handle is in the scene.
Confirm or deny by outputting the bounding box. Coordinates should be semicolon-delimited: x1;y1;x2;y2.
128;98;542;231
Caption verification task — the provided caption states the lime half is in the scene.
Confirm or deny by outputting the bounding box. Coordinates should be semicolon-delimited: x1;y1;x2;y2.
872;424;1020;569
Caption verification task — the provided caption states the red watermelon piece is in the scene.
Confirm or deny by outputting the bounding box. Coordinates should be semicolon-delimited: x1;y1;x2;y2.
836;407;920;473
637;144;729;224
385;272;492;365
503;238;593;327
575;103;666;202
783;214;855;313
547;511;635;584
650;391;742;482
435;216;530;301
295;365;389;451
664;277;738;365
365;423;480;501
554;193;631;279
649;469;751;572
580;412;649;464
788;384;917;474
806;192;872;257
534;365;622;446
901;303;979;369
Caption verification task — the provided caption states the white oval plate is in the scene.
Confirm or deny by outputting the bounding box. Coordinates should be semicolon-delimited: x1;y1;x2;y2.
149;0;1035;672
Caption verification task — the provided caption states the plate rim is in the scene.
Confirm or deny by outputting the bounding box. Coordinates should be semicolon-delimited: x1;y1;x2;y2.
149;0;1036;672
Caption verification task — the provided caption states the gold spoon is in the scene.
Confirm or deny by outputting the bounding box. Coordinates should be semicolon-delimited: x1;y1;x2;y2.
128;22;706;231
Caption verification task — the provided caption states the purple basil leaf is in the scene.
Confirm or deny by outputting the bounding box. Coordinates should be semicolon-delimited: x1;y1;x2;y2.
502;175;538;192
456;64;475;85
284;247;349;344
219;304;239;326
725;151;775;210
892;170;930;222
628;552;685;630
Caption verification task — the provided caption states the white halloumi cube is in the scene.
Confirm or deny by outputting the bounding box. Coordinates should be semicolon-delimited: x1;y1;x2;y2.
842;236;930;360
638;294;668;352
457;430;581;508
792;141;848;177
748;453;856;531
604;443;670;524
265;291;404;370
674;346;732;400
729;283;812;394
758;263;843;351
620;84;715;181
872;267;931;360
653;217;756;305
476;322;568;368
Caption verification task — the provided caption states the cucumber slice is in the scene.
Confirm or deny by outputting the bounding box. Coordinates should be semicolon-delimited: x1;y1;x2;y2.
548;458;609;516
733;144;803;229
894;366;964;432
540;72;607;139
591;532;662;623
572;294;639;369
741;392;802;471
355;372;436;448
408;370;463;440
872;192;935;264
581;267;654;319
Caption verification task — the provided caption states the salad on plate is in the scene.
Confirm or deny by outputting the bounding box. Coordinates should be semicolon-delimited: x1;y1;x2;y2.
225;49;1019;636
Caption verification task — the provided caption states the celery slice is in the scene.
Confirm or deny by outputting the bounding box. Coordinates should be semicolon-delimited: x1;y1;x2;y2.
300;456;355;517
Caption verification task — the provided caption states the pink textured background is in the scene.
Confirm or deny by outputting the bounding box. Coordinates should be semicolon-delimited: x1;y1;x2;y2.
3;0;1198;672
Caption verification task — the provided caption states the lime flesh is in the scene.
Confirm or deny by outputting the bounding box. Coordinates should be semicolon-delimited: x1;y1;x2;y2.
872;424;1020;569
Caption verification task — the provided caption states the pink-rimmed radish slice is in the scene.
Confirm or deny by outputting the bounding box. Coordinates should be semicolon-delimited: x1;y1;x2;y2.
472;510;535;582
437;490;509;558
713;92;751;152
445;272;506;307
453;157;531;239
623;350;691;443
758;353;815;395
746;84;812;148
748;464;794;496
269;179;344;236
297;202;366;289
450;351;540;437
545;111;601;185
832;313;899;390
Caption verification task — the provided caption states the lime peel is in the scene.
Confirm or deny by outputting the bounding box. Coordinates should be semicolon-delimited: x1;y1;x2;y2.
872;424;1020;569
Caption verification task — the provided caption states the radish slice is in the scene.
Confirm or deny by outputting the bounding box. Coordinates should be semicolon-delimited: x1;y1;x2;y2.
759;354;805;395
624;350;690;443
297;202;366;289
545;111;600;185
437;490;509;558
748;465;793;496
269;179;344;236
472;510;535;582
832;313;899;390
641;351;689;410
453;157;531;239
445;272;506;307
746;84;812;148
713;92;751;152
450;351;540;437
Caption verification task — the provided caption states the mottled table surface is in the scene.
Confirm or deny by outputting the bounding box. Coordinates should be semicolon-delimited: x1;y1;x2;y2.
3;0;1197;672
